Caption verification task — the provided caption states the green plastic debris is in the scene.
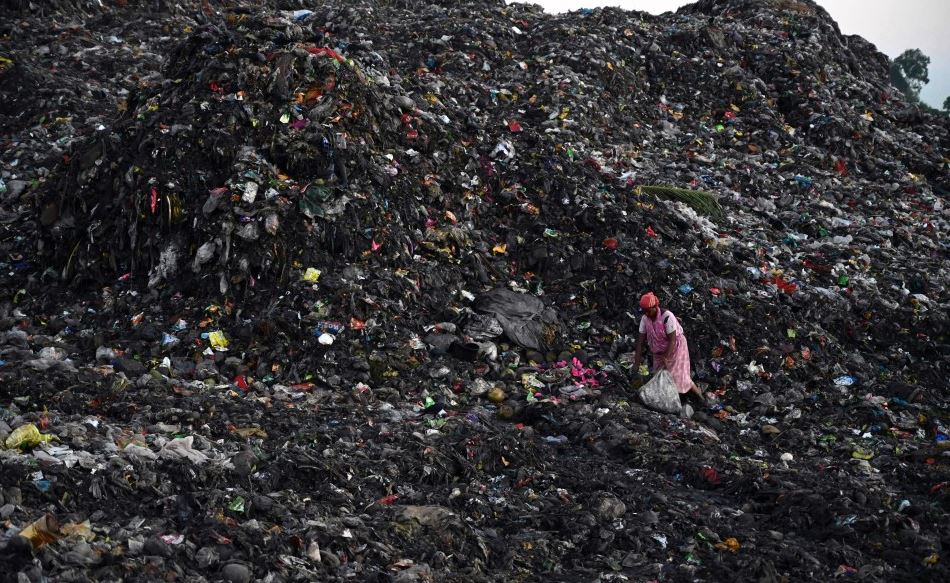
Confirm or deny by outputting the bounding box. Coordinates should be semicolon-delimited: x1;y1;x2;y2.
299;185;334;219
852;448;874;461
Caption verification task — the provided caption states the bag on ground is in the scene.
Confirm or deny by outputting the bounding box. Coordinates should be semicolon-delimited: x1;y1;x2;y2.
638;369;682;414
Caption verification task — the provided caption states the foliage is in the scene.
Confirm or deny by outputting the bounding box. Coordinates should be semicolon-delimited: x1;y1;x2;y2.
892;49;930;100
889;63;914;101
640;185;724;219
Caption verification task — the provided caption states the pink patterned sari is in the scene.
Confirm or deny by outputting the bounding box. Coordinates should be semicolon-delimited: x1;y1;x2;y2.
642;310;693;394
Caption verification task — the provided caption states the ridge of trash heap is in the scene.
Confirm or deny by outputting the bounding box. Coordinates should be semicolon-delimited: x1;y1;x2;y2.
1;0;948;581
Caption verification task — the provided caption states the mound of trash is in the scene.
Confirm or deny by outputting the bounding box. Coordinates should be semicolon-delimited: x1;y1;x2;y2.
0;0;948;581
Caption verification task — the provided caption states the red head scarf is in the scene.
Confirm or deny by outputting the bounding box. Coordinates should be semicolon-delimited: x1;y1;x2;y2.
640;292;659;309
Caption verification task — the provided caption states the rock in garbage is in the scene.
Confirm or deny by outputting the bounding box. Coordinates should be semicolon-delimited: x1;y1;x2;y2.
114;358;147;377
196;546;219;569
393;563;433;583
221;563;252;583
595;495;627;521
142;536;171;558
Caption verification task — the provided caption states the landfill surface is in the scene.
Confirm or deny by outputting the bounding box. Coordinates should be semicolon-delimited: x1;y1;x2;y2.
1;0;948;581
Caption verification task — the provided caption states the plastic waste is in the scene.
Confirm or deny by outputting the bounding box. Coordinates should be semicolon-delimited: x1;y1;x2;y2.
18;514;62;548
638;370;682;414
4;424;55;450
303;268;321;283
208;331;229;351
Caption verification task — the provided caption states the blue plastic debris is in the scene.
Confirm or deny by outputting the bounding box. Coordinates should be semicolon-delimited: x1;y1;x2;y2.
793;175;813;189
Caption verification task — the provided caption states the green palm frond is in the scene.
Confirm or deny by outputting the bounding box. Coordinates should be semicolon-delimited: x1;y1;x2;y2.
640;184;724;219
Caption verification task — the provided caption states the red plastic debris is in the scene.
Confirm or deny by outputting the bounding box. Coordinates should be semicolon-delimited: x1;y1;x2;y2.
835;158;848;176
306;46;345;62
701;466;721;485
835;564;858;576
765;274;798;294
507;119;522;133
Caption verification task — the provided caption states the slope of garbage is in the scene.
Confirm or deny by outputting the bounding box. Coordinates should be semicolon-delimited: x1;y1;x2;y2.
1;0;948;581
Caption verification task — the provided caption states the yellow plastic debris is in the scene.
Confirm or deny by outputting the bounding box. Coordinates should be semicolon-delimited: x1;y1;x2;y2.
303;267;322;283
232;427;268;439
208;330;229;351
852;448;874;460
61;520;96;542
19;514;62;548
4;424;55;450
715;537;741;553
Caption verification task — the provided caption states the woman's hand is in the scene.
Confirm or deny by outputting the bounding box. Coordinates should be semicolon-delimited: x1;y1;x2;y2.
633;332;646;374
657;332;676;368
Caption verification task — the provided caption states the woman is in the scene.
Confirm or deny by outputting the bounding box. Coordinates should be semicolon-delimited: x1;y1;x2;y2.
632;292;705;403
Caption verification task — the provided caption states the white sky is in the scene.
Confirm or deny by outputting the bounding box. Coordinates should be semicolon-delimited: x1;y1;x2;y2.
515;1;950;108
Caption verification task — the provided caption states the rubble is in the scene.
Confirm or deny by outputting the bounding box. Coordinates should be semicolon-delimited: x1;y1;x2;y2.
1;0;948;581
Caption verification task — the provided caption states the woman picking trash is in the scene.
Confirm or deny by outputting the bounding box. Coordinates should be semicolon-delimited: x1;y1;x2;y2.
632;292;705;404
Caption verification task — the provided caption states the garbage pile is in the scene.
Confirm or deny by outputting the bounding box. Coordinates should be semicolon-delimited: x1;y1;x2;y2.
1;0;948;581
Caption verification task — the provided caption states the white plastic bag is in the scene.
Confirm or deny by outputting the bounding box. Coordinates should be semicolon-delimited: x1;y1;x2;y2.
638;370;682;414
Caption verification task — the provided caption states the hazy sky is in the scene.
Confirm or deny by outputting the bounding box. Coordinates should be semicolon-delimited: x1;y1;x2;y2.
517;1;950;108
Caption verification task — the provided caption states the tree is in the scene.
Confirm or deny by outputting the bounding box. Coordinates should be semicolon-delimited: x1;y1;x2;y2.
892;49;930;100
889;63;913;101
944;96;950;113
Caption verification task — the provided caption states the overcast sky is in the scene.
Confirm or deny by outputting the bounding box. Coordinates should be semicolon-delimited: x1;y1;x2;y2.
517;1;950;108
